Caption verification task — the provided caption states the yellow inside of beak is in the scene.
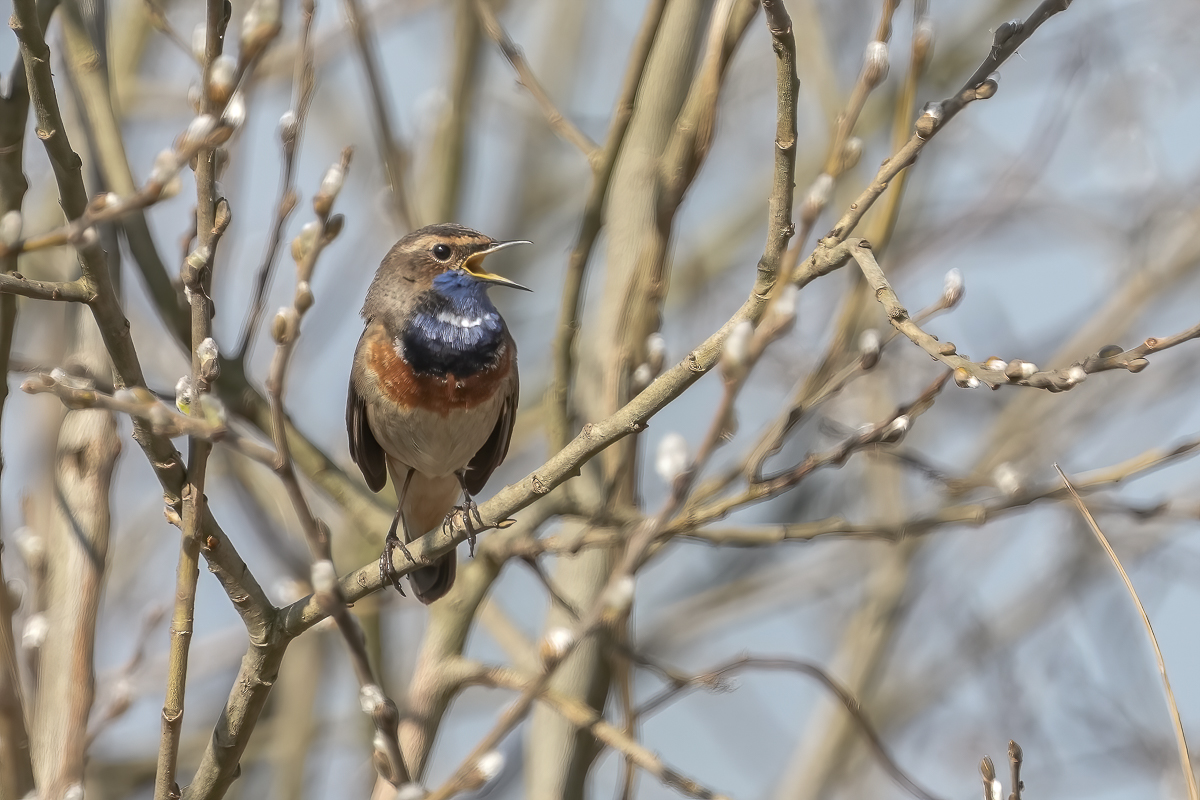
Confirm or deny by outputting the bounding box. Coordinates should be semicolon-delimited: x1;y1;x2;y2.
462;241;531;290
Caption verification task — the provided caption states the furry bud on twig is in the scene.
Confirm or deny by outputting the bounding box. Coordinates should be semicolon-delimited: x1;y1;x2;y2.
15;527;44;571
207;55;237;105
461;751;505;791
767;284;798;335
720;320;754;380
197;337;220;381
240;0;282;60
912;18;934;71
23;613;48;650
861;41;889;88
840;137;863;172
272;307;299;344
149;149;179;191
310;560;337;597
191;24;207;62
992;462;1020;496
604;576;635;616
953;367;980;389
975;73;1000;101
179;115;218;151
539;627;575;664
633;331;667;391
223;91;247;130
881;415;909;443
1066;365;1087;386
915;101;943;139
395;784;426;800
0;210;21;246
295;281;314;313
1004;360;1037;380
278;110;298;147
175;376;194;414
313;164;345;217
992;19;1022;50
655;433;689;485
291;221;321;263
801;173;833;226
359;683;385;715
942;268;964;306
858;329;881;369
76;226;99;248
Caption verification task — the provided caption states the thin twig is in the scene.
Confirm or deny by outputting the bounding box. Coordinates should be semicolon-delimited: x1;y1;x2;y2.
473;0;600;164
1055;464;1199;800
234;0;317;361
262;148;410;786
850;240;1200;391
634;655;944;800
341;0;413;228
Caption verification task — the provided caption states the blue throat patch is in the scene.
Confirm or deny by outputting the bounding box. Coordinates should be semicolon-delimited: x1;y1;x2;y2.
401;271;505;377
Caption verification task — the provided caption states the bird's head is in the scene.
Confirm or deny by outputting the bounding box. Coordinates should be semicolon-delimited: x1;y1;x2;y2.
384;223;531;293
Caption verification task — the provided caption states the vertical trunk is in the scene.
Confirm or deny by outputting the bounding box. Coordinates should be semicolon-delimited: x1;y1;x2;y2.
31;314;120;799
527;1;708;796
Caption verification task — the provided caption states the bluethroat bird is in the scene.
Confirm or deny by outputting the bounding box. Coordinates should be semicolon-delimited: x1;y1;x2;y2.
347;224;529;603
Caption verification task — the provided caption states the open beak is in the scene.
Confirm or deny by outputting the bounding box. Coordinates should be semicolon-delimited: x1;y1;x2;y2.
462;240;532;291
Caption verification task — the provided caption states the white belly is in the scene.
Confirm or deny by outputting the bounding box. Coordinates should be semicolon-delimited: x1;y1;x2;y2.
366;391;505;477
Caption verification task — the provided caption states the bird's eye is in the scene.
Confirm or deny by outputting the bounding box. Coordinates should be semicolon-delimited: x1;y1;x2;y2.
432;243;452;261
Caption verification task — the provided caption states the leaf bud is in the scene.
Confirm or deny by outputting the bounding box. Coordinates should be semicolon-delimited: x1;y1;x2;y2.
22;612;48;650
862;41;890;89
272;307;299;344
992;462;1020;496
180;114;217;151
359;683;385;715
291;220;321;263
207;54;237;105
942;267;964;306
295;280;314;313
655;432;689;485
720;320;754;380
840;137;863;172
646;332;666;374
223;91;247;130
768;284;798;334
0;210;22;246
191;24;207;62
992;19;1022;50
1097;344;1123;359
175;376;194;414
912;18;934;70
801;173;833;226
197;337;220;380
240;0;282;60
858;328;881;369
278;110;298;146
975;73;999;101
310;559;337;595
604;575;635;615
915;101;943;139
539;626;575;664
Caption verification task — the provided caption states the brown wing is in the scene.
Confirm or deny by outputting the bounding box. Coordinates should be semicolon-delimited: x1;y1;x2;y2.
347;337;388;492
464;345;519;496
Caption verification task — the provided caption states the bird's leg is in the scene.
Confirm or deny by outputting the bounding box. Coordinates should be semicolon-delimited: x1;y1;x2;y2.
452;471;485;556
379;468;417;595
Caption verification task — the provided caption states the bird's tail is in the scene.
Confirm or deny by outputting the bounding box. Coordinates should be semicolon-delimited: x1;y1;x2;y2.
410;555;456;604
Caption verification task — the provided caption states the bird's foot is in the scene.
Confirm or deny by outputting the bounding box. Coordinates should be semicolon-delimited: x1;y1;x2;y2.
379;514;417;596
443;501;482;557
